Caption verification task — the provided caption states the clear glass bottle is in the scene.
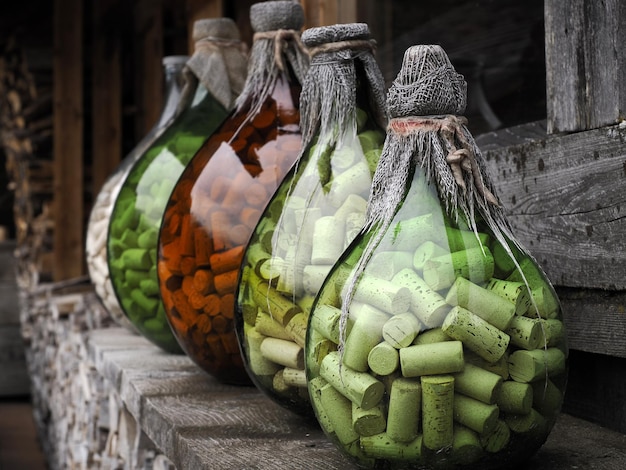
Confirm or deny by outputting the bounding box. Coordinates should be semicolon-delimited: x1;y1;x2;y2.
157;0;309;384
305;45;567;469
107;18;248;353
235;23;387;416
86;55;188;333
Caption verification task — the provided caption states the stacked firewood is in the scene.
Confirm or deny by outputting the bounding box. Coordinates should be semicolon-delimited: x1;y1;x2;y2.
0;35;54;289
20;282;174;469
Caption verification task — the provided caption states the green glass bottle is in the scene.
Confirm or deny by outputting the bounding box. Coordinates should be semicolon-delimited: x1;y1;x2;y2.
305;45;567;469
107;18;247;353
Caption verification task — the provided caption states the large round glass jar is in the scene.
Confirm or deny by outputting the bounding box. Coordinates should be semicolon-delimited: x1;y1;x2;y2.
87;55;188;333
305;45;567;469
157;1;309;384
235;23;387;416
107;18;248;353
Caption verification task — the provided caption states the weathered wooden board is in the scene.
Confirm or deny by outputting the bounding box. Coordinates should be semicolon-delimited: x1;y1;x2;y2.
545;0;626;133
478;122;626;290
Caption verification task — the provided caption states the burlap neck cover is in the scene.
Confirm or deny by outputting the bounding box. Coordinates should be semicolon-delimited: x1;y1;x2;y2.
338;45;529;353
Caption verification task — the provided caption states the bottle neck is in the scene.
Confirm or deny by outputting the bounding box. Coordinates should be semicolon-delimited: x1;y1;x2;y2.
157;62;187;127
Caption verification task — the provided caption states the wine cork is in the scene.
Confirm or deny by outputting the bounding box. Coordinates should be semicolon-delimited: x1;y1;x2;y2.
423;246;495;291
412;327;452;345
244;324;281;377
310;216;346;265
445;277;516;330
310;304;343;343
367;341;399;376
399;341;464;377
479;419;511;453
319;352;385;410
254;310;290;340
452;425;483;465
453;393;499;435
387;377;422;443
413;241;448;271
327;160;372;208
485;278;532;315
505;315;544;350
259;337;304;369
442;306;510;364
352;403;386;437
391;269;450;328
464;350;510;380
453;363;503;405
531;378;563;417
351;274;412;315
308;376;334;432
391;214;437;251
360;433;423;460
302;264;333;295
342;306;389;372
282;367;307;388
496;380;533;415
382;312;421;348
318;382;360;445
445;227;490;252
505;408;547;435
541;319;565;347
368;251;415;280
284;312;307;348
507;348;566;383
421;375;455;450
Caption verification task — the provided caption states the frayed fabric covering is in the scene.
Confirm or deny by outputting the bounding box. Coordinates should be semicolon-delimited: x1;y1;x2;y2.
235;1;309;119
299;23;387;148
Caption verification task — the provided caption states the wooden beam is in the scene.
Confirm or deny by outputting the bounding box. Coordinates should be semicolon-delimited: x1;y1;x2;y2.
92;0;122;196
53;0;84;280
477;121;626;290
185;0;224;54
134;0;164;136
545;0;626;133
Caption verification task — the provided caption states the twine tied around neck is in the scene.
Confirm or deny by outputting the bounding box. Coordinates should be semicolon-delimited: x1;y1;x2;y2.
194;37;248;54
253;29;308;72
307;39;376;59
388;115;500;207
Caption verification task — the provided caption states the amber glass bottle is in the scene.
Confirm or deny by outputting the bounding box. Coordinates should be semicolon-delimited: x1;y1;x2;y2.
305;45;567;469
107;19;248;353
157;1;309;384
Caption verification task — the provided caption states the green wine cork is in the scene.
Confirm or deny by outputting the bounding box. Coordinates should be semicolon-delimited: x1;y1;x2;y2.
452;424;483;465
442;306;510;364
259;337;304;369
505;315;544;350
327;161;372;208
496;381;533;415
309;376;334;432
251;276;302;326
445;227;490;252
387;378;422;443
351;274;412;315
367;341;399;376
255;310;291;340
310;304;342;343
479;419;511;453
139;278;160;297
412;327;452;345
342;305;388;372
302;264;333;295
413;241;448;271
505;408;547;435
121;248;151;270
465;350;510;380
453;363;503;405
424;246;495;291
421;375;455;451
352;403;386;437
400;341;464;378
334;193;368;223
491;240;520;277
272;369;290;394
392;268;450;328
531;379;563;417
454;393;499;435
311;216;346;265
244;324;281;377
308;333;336;377
130;288;158;313
318;382;360;445
445;277;516;330
506;257;546;290
508;348;566;383
360;433;423;460
320;352;385;410
284;312;307;348
485;278;531;315
390;213;437;251
527;286;560;319
282;367;307;388
541;319;565;347
368;250;415;280
382;312;421;348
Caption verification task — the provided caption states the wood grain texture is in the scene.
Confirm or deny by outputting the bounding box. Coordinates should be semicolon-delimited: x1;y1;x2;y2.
479;122;626;290
53;0;84;280
545;0;626;133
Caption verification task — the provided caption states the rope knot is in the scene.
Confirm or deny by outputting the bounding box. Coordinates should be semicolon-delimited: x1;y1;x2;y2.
253;29;307;72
